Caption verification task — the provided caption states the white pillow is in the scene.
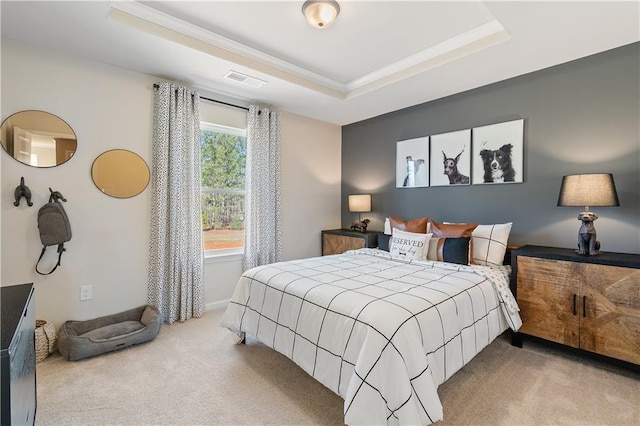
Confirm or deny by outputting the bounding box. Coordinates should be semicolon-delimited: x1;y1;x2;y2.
384;217;391;235
471;223;512;266
389;229;432;261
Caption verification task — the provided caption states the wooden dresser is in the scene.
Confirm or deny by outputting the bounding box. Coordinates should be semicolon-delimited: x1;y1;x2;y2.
1;283;37;425
511;245;640;365
321;229;379;255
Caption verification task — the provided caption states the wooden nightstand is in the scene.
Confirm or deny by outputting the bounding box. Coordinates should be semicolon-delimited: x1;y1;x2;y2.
321;229;379;255
511;245;640;365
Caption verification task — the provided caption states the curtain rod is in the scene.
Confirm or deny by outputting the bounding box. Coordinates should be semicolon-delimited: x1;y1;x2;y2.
152;84;249;112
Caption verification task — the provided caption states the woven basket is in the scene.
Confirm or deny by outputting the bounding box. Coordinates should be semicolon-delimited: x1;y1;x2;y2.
35;319;57;363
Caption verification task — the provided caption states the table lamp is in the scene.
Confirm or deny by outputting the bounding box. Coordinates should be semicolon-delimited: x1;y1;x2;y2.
348;194;371;231
557;173;619;255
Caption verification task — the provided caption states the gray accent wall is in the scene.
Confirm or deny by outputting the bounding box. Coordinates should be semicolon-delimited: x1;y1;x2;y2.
342;42;640;254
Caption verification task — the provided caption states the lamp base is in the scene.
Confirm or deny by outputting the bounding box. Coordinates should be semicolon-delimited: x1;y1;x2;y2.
576;211;600;256
576;244;601;256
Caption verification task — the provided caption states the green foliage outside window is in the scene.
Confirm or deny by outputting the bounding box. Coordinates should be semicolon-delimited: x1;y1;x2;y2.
201;130;246;189
201;129;246;233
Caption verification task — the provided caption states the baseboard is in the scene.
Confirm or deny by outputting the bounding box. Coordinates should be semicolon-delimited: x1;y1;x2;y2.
206;299;230;311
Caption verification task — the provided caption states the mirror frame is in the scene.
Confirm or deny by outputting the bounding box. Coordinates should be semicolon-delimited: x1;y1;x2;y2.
0;110;77;168
91;149;150;199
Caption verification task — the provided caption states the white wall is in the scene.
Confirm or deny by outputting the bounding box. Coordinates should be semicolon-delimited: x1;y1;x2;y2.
280;111;342;261
1;38;342;326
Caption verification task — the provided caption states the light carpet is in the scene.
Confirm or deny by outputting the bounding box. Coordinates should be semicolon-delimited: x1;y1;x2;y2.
36;306;640;425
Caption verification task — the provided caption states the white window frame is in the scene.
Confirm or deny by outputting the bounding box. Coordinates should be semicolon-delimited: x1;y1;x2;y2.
201;121;247;260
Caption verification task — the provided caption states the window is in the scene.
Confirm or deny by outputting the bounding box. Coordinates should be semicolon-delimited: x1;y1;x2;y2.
201;122;247;254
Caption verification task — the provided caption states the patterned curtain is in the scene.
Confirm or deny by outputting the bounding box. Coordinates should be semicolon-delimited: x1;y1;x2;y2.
148;82;204;324
243;106;282;271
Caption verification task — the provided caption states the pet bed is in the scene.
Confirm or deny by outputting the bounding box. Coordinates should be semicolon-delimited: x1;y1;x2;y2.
58;305;162;361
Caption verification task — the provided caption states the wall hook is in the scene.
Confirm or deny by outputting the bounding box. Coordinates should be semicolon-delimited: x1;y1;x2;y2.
14;176;33;207
48;187;67;203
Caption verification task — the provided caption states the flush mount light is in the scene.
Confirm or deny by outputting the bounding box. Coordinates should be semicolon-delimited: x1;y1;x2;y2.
302;1;340;29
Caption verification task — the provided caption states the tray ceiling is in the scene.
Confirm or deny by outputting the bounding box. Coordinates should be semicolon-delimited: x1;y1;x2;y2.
2;1;639;125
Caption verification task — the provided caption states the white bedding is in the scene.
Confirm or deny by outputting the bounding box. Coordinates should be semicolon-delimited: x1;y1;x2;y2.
221;248;522;425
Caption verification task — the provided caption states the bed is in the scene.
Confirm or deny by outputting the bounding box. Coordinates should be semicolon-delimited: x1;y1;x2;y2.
221;242;521;425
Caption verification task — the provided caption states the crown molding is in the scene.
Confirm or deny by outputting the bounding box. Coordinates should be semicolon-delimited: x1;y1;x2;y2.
345;20;509;92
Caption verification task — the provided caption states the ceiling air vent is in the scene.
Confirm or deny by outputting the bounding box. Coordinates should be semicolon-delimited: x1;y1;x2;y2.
224;71;268;88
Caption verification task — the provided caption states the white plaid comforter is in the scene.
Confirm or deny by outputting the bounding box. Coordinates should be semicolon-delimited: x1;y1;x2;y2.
221;248;522;425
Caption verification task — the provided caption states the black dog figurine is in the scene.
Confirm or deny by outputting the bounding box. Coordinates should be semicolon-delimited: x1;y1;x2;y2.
350;219;371;232
577;211;600;256
14;177;33;207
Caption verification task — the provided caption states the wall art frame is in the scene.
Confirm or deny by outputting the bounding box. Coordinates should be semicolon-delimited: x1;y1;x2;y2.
429;129;471;187
471;118;524;184
396;136;429;188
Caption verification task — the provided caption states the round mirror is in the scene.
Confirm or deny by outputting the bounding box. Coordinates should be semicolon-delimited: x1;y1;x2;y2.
91;149;150;198
0;110;77;167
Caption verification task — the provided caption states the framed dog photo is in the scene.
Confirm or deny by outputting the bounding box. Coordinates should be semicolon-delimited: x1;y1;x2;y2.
471;118;524;184
396;137;429;188
429;129;471;187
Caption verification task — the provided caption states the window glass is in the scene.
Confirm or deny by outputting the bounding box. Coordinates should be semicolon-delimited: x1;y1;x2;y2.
201;122;247;253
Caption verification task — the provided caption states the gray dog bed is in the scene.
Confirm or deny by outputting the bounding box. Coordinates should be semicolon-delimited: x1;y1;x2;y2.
58;305;162;361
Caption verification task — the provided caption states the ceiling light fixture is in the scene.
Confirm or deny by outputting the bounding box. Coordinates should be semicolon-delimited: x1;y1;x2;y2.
302;1;340;29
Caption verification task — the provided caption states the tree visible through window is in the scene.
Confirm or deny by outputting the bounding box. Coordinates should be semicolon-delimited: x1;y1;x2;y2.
201;122;247;252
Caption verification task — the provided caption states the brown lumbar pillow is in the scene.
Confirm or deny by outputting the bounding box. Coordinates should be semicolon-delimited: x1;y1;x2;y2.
389;216;429;234
429;219;478;238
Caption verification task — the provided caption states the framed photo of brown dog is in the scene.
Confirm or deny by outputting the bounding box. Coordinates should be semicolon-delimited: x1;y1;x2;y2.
429;129;471;187
471;119;524;185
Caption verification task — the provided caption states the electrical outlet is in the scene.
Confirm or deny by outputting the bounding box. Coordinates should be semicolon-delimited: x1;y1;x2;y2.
80;285;92;301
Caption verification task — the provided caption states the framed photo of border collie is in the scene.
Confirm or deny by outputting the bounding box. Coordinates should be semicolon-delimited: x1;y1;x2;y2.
429;129;471;186
396;137;429;188
471;119;524;184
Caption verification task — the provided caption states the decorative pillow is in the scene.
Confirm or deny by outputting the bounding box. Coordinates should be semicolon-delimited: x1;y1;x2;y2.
429;220;478;264
429;219;478;238
388;216;429;234
389;229;432;261
471;223;513;266
427;237;471;265
378;233;391;251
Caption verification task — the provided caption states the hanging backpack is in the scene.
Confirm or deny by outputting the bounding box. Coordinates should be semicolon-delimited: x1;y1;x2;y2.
36;189;72;275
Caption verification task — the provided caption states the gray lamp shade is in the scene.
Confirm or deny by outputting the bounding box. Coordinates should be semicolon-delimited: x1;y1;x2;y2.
557;173;620;208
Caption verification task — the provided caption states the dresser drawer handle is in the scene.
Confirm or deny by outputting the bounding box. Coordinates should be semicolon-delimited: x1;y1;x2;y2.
583;295;587;318
572;294;577;316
